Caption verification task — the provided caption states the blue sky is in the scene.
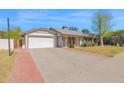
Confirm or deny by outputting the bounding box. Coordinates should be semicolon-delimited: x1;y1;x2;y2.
0;9;124;32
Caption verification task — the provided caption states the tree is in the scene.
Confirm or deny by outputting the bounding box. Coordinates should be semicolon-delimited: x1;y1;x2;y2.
0;31;6;38
62;25;68;29
14;27;21;41
112;30;124;46
92;10;113;46
5;26;21;47
103;31;114;37
62;25;78;31
82;29;90;34
103;30;124;46
5;26;21;40
69;26;78;31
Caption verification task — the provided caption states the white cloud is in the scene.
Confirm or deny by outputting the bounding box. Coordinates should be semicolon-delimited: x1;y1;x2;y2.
15;10;90;25
17;10;47;19
68;11;93;17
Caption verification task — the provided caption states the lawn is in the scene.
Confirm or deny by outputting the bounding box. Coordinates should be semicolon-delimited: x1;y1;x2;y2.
0;50;16;82
73;46;124;57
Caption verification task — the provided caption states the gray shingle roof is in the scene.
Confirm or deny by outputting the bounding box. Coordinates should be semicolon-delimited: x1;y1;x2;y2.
21;27;95;38
50;28;89;37
21;28;55;36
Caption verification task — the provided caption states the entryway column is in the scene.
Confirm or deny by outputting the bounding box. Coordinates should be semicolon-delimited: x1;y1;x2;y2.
92;37;94;43
65;37;68;47
25;35;28;48
71;37;73;44
75;37;80;46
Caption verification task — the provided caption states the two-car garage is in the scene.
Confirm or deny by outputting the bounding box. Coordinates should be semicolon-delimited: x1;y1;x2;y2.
28;37;54;48
21;28;55;49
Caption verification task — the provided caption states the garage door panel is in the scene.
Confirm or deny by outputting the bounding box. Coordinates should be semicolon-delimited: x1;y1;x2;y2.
28;37;54;48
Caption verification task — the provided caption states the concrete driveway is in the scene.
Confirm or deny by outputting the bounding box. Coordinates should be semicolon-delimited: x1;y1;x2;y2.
29;48;124;83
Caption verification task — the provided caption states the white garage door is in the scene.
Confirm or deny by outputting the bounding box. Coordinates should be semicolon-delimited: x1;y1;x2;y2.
28;37;54;48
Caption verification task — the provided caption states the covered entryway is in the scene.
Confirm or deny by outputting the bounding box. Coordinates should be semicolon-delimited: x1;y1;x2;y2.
28;37;54;48
61;36;80;47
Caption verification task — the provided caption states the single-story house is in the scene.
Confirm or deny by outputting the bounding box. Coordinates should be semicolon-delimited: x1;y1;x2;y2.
20;27;96;48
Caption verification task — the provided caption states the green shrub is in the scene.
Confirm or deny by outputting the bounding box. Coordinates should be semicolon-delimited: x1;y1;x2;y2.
81;43;84;47
81;42;94;47
104;38;114;45
92;43;95;46
86;42;92;47
81;43;86;47
68;44;75;48
119;40;124;47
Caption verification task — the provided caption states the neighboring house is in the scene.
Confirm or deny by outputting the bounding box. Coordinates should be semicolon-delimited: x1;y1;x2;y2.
20;27;95;48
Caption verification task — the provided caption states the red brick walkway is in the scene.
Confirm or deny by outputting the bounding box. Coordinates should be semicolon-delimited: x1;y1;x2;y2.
8;49;44;83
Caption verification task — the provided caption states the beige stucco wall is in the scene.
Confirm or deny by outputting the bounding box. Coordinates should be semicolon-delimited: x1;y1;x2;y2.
75;37;80;46
58;37;63;47
28;31;54;36
25;35;28;48
64;37;68;47
54;36;57;47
